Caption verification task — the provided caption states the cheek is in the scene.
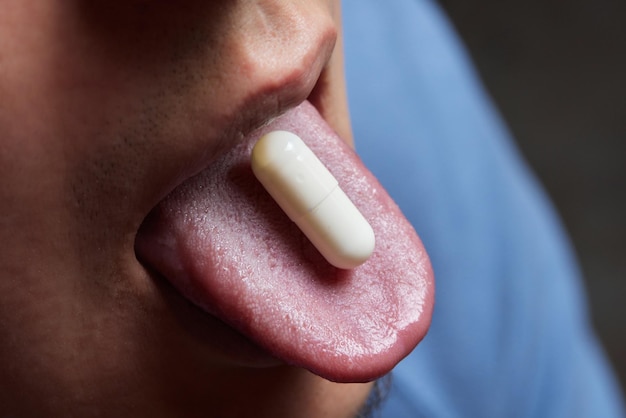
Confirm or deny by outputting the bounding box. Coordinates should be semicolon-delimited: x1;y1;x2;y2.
0;5;198;384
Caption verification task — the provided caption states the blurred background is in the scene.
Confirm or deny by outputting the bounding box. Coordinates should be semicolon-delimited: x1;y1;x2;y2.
437;0;625;389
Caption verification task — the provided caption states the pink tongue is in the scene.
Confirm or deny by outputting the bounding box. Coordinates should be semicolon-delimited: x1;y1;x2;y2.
136;101;434;382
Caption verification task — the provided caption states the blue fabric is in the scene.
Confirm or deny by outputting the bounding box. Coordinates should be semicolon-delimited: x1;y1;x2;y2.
342;0;626;416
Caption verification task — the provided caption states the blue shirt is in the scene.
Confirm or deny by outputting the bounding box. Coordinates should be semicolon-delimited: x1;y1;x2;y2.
343;0;625;416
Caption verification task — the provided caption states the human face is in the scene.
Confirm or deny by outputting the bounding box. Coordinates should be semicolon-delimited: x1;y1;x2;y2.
0;1;433;416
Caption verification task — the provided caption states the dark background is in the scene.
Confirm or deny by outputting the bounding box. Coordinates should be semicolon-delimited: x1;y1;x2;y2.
437;0;626;390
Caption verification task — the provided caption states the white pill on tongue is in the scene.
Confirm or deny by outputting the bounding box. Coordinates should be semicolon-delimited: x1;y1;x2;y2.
135;101;434;383
251;130;375;270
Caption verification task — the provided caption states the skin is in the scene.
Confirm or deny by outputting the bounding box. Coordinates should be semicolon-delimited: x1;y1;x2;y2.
0;0;373;416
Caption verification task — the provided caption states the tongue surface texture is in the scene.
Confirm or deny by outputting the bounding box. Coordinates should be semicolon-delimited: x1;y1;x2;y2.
136;101;434;382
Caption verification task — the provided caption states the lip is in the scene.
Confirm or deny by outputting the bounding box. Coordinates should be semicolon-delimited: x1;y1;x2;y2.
145;265;285;368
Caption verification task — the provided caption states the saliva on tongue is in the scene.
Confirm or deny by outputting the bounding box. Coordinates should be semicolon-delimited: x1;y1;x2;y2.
135;101;434;383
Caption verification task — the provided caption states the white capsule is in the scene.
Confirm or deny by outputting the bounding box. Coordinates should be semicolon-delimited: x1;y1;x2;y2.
251;130;375;269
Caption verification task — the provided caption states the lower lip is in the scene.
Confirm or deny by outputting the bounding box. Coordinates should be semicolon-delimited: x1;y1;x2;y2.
152;270;283;368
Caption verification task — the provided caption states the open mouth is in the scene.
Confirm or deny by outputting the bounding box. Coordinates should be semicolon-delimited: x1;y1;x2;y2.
135;101;434;383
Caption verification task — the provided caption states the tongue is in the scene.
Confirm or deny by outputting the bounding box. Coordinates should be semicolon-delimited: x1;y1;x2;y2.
135;101;434;383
